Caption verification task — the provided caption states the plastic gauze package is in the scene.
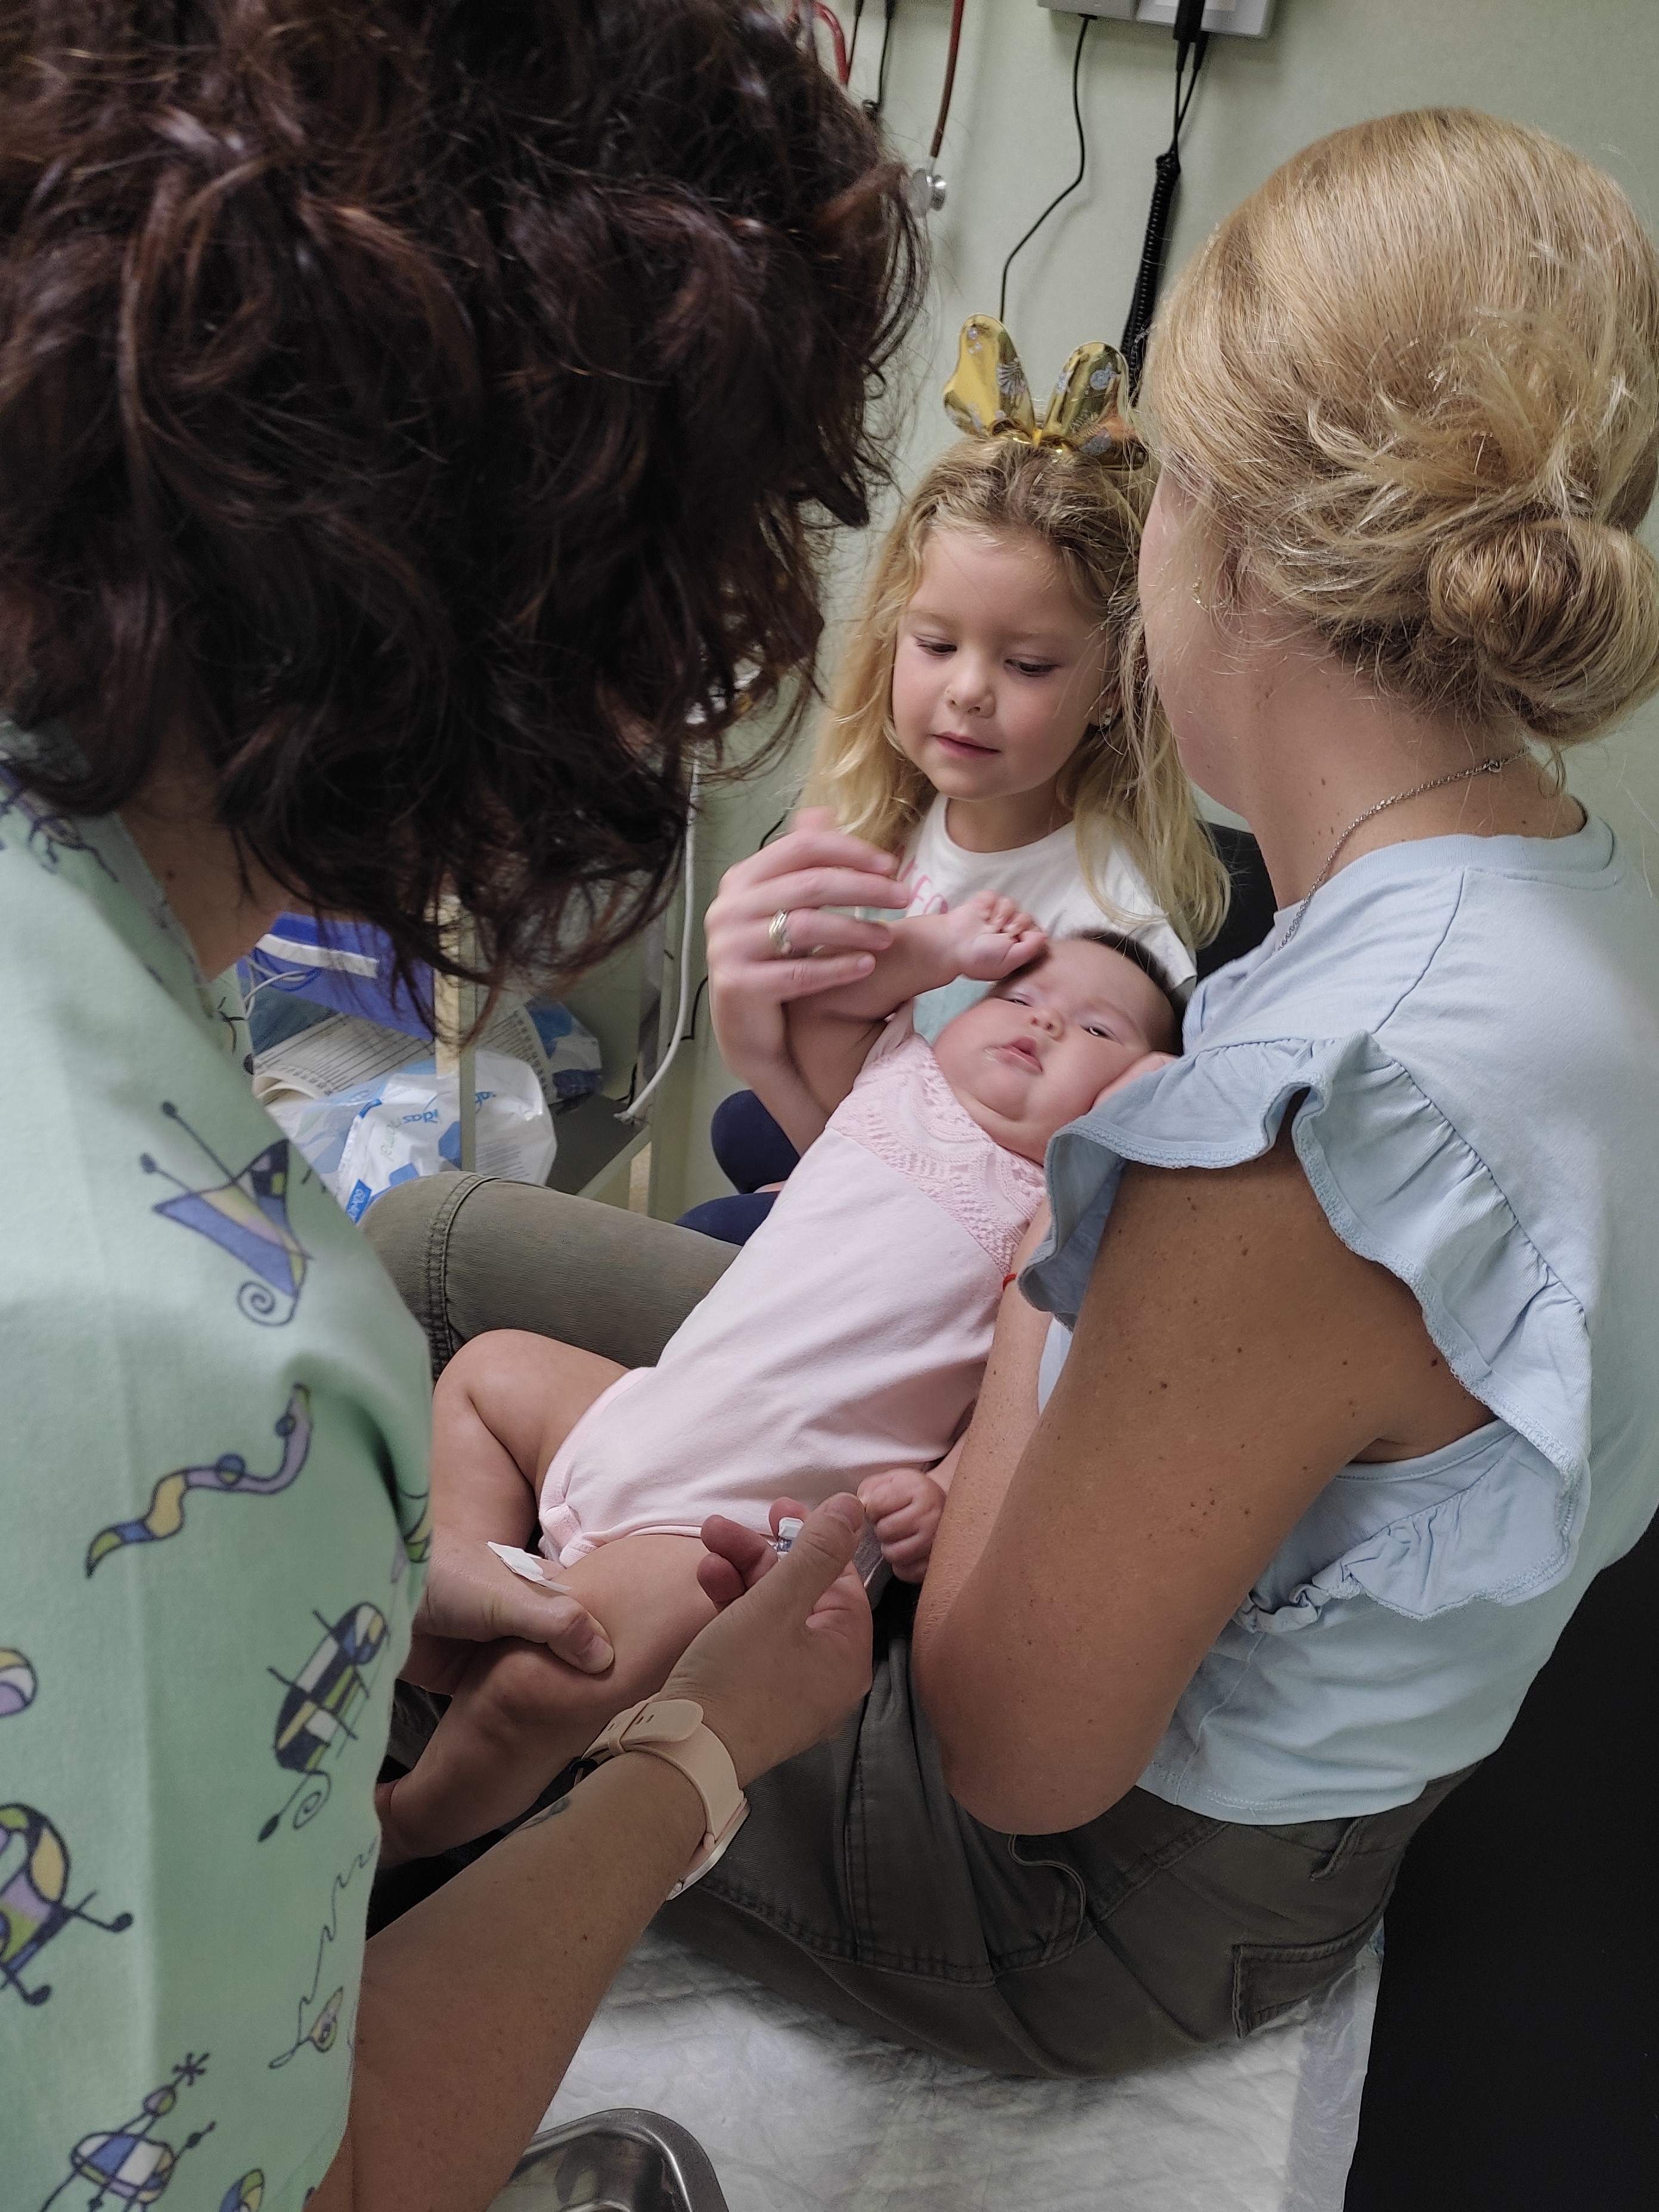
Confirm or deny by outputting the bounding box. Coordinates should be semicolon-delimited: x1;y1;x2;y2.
333;1051;556;1221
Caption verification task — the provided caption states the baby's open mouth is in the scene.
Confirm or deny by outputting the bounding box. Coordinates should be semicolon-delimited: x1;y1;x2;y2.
994;1038;1042;1072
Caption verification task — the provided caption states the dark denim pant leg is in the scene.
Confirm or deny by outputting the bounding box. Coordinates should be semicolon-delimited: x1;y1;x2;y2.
675;1190;779;1245
709;1089;800;1190
677;1091;799;1244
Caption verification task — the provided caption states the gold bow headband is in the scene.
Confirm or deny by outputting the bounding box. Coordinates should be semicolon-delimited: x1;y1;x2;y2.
942;314;1140;462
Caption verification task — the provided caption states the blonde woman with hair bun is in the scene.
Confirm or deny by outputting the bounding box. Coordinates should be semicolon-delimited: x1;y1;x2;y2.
1146;106;1659;780
634;108;1659;2078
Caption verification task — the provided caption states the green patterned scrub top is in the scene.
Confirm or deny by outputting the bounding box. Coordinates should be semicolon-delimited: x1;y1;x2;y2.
0;739;433;2210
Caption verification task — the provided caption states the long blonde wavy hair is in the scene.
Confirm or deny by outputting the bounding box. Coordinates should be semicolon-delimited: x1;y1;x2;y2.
804;435;1229;950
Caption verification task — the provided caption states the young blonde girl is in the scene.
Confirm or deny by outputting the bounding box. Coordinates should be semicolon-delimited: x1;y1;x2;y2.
694;324;1227;1231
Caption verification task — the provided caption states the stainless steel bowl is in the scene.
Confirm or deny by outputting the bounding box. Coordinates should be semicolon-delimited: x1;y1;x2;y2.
492;2109;730;2212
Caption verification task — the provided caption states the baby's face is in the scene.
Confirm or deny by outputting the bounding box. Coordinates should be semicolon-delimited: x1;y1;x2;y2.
932;938;1176;1164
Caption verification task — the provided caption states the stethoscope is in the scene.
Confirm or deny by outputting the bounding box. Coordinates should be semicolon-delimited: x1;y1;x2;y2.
824;0;1207;376
827;0;965;218
904;0;966;218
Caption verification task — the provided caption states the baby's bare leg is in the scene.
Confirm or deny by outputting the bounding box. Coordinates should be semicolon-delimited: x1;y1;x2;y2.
381;1330;628;1863
431;1327;627;1547
380;1533;717;1859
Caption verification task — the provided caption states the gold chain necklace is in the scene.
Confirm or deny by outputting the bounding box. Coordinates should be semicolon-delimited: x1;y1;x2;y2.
1277;752;1528;948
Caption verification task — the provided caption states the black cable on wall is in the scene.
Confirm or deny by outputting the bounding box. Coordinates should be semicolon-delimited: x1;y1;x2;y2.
997;14;1093;326
1121;0;1209;390
866;0;898;120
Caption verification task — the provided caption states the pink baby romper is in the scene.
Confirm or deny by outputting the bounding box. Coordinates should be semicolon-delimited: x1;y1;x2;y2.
539;1019;1047;1565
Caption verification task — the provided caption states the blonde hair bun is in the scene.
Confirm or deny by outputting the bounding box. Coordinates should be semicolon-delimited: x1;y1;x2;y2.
1427;515;1659;743
1149;108;1659;746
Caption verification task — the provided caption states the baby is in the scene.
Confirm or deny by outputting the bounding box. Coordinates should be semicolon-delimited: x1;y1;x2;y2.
379;894;1180;1862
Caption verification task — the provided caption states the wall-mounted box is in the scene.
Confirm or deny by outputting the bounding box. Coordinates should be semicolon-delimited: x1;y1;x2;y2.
1037;0;1278;36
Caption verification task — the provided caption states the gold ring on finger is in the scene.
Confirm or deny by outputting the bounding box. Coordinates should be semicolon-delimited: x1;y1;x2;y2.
767;908;794;960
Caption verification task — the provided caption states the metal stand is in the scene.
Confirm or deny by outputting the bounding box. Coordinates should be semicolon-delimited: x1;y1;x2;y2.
433;905;479;1174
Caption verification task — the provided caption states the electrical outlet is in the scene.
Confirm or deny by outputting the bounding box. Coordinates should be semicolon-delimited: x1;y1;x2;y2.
1037;0;1277;35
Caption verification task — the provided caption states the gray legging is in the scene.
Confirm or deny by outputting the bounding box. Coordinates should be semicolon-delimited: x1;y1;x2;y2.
364;1172;1469;2079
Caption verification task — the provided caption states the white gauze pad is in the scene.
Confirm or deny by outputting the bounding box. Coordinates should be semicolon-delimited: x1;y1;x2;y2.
488;1541;570;1593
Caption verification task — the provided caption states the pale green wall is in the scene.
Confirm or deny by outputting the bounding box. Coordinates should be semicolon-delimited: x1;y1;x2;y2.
645;0;1659;1219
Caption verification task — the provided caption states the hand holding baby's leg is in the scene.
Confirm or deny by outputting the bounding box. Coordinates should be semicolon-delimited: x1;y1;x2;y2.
857;1466;950;1583
407;1330;628;1699
379;1532;717;1862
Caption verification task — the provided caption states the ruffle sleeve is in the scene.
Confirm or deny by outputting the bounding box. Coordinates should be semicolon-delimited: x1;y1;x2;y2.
1022;1034;1593;1617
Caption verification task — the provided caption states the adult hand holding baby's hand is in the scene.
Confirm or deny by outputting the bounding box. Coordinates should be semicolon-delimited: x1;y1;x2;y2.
672;1496;872;1787
945;890;1047;982
705;806;907;1075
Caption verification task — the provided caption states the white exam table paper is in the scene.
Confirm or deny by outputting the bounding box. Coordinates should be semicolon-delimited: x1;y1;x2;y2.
541;1925;1380;2212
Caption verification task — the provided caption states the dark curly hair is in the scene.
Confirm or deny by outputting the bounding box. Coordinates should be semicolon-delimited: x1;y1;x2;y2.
0;0;923;995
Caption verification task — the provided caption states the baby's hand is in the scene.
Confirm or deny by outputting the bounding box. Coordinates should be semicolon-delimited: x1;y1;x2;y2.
857;1466;948;1583
945;891;1047;984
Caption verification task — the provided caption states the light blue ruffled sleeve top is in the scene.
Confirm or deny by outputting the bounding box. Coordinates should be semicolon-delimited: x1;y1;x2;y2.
1022;814;1659;1822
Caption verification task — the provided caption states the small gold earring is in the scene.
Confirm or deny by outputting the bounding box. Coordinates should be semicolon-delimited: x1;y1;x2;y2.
1192;581;1206;610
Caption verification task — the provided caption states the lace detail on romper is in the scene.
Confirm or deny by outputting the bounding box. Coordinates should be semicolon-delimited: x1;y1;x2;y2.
830;1024;1047;1275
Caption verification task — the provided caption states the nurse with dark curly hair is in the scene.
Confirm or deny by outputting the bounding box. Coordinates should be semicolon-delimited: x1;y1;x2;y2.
0;5;919;2205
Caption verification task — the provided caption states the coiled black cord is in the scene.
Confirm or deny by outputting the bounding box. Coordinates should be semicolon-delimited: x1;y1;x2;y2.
1121;5;1210;390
